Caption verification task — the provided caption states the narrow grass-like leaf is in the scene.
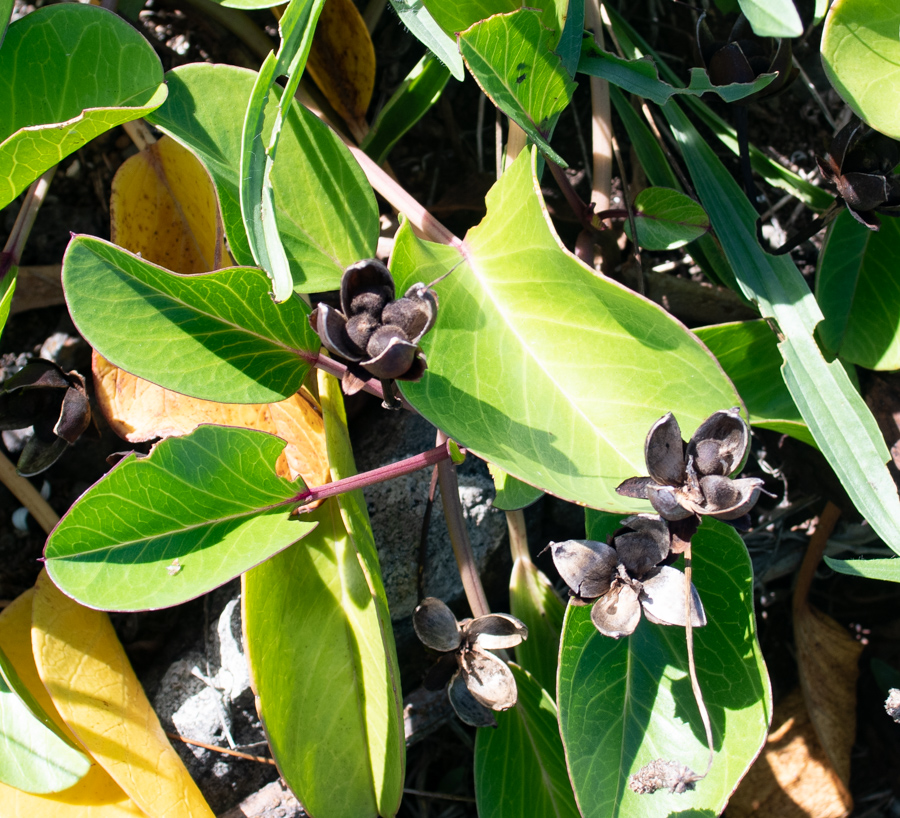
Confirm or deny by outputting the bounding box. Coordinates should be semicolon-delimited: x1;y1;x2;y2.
148;64;377;294
695;320;815;447
388;0;464;79
0;4;166;209
0;268;14;338
44;425;316;611
817;210;900;370
392;150;741;512
664;99;900;556
459;9;576;167
509;560;564;695
824;556;900;583
475;665;579;818
737;0;803;37
822;0;900;139
62;235;318;404
0;644;91;793
362;54;451;164
578;44;776;104
241;0;326;301
558;518;770;818
625;187;710;250
244;497;402;818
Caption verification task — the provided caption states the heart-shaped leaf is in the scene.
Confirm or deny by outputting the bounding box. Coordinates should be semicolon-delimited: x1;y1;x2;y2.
0;4;166;209
822;0;900;139
459;9;576;166
557;517;771;817
44;425;316;611
147;63;378;294
62;235;318;404
392;149;741;512
625;187;710;250
474;665;579;818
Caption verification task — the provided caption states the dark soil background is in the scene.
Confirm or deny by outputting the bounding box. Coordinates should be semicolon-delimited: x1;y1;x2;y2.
2;0;900;816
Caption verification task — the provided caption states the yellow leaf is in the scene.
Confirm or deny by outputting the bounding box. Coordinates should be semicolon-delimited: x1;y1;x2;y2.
110;135;228;273
307;0;375;142
30;572;215;818
0;590;144;817
93;352;329;486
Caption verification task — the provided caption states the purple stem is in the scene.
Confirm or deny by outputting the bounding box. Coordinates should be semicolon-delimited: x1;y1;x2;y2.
299;350;417;413
292;440;456;507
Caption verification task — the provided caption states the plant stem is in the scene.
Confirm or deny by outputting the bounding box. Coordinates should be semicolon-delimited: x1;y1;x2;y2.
586;0;612;213
546;159;596;231
435;429;491;618
300;350;418;412
506;509;531;564
293;440;456;506
684;543;714;780
1;167;56;281
0;450;59;534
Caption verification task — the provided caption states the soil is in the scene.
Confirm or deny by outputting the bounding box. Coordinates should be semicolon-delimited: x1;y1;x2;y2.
2;0;900;816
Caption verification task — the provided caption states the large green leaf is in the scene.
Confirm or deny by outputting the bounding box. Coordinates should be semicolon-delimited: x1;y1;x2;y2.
391;150;741;512
147;63;378;294
825;555;900;583
736;0;803;37
817;210;900;370
387;0;464;79
0;4;166;209
459;9;576;167
0;0;12;48
422;0;566;46
0;644;91;793
240;0;326;301
475;665;579;818
44;426;315;611
243;498;404;818
558;518;771;818
822;0;900;139
664;99;900;557
62;235;318;404
578;44;777;105
695;320;815;447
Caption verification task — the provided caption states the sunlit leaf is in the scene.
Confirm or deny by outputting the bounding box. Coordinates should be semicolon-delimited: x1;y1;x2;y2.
62;235;318;404
558;518;771;817
490;464;544;511
474;665;579;818
0;590;144;816
387;0;464;79
0;4;166;209
32;572;215;817
459;9;576;166
625;187;710;250
44;425;316;611
824;556;900;583
392;149;741;512
147;63;378;293
736;0;803;37
822;0;900;139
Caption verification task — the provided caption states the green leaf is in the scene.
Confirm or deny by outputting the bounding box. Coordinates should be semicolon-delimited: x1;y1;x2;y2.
44;426;315;611
558;518;771;817
475;665;579;818
509;559;565;695
664;98;900;556
147;63;378;294
362;53;451;164
458;9;576;167
817;210;900;370
822;0;900;139
737;0;803;37
814;0;829;24
244;498;404;818
578;44;777;105
0;4;166;210
391;150;741;512
824;555;900;583
216;0;282;8
490;465;544;511
625;187;710;250
387;0;464;80
422;0;568;46
0;644;91;793
0;267;15;339
695;320;815;447
0;0;12;48
62;235;318;404
554;0;584;79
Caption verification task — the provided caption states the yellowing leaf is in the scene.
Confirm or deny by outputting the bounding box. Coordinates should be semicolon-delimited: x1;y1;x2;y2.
0;590;144;817
93;352;329;486
307;0;375;141
30;572;215;818
110;135;227;272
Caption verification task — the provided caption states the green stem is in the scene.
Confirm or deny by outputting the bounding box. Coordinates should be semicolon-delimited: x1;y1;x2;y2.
506;509;531;564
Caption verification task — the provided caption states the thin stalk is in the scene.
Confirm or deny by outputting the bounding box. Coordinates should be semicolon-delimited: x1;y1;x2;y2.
683;544;714;780
1;167;56;281
506;509;531;564
611;132;643;293
293;441;456;507
418;465;441;600
586;0;612;212
546;158;595;231
760;200;842;255
435;429;491;618
505;120;528;168
0;450;59;534
299;350;418;412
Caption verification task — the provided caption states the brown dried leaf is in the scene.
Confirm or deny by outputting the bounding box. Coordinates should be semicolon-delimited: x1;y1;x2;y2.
727;687;852;818
93;352;329;488
306;0;375;142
